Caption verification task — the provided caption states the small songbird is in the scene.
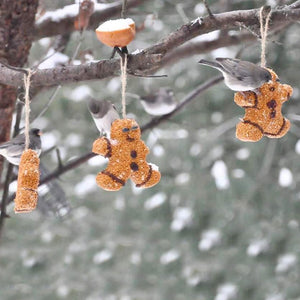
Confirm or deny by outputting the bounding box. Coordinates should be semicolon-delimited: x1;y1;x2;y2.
0;128;42;165
86;97;120;136
198;57;272;91
140;87;177;116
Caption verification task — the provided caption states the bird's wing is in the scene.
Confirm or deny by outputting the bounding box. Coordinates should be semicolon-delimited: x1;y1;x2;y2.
217;58;255;79
141;94;157;103
1;144;23;157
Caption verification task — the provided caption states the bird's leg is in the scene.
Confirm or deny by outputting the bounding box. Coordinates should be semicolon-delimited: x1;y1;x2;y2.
110;47;118;59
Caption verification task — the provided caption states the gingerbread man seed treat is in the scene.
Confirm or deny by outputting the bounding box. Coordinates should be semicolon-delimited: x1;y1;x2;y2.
234;69;292;142
92;118;161;191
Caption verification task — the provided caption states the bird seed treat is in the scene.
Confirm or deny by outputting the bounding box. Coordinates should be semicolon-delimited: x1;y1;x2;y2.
95;18;135;48
92;118;161;191
234;69;292;142
14;149;40;213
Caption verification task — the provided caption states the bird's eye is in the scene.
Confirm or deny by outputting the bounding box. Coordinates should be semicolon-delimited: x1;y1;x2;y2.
122;127;130;132
131;126;138;130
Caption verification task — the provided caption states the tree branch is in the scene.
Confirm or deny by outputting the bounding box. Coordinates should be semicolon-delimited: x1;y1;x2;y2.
0;5;299;88
34;0;147;40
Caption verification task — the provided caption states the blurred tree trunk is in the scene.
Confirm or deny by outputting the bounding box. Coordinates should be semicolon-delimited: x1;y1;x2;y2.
0;0;38;177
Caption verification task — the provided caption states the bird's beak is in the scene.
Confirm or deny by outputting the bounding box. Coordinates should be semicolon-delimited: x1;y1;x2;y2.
38;130;43;136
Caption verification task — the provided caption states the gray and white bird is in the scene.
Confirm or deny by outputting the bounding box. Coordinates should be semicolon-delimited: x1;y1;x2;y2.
87;97;120;136
0;128;42;165
198;58;272;91
140;87;176;116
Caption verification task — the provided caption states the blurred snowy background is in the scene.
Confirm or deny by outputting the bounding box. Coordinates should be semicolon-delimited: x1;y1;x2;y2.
1;0;300;299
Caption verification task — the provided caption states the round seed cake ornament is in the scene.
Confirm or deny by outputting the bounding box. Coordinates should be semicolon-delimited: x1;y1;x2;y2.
92;26;160;191
14;70;40;213
234;6;292;142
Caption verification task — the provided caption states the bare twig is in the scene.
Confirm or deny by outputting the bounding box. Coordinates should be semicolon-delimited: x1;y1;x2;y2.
40;152;96;185
121;0;128;18
203;0;218;24
31;85;61;124
1;5;300;88
0;101;23;239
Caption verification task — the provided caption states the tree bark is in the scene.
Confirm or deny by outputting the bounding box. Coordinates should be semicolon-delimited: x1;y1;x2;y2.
0;0;39;176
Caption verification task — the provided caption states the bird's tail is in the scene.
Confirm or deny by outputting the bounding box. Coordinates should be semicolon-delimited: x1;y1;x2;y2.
198;59;223;71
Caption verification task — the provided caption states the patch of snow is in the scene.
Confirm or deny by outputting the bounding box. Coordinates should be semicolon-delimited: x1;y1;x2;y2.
215;283;237;300
114;196;125;210
65;133;82;147
247;239;269;257
41;230;53;243
9;180;17;193
191;17;203;26
38;49;69;69
107;77;121;92
149;163;159;171
37;2;114;25
31;116;49;129
74;174;97;196
288;220;298;229
190;143;202;156
88;155;107;167
208;145;224;161
73;206;89;219
152;19;164;32
23;256;37;268
144;193;166;210
212;48;233;58
211;112;223;124
231;168;245;179
198;228;221;251
278;168;293;187
36;4;79;24
130;252;141;265
192;30;219;43
131;49;142;54
97;18;134;32
41;131;59;149
295;140;300;154
211;160;230;190
171;207;193;232
69;85;92;102
38;184;50;196
265;294;284;300
38;37;51;47
154;128;189;140
194;4;205;15
130;181;144;195
276;253;297;273
93;249;113;264
160;249;180;265
236;148;250;160
56;285;70;298
152;144;165;157
175;172;190;185
68;241;87;253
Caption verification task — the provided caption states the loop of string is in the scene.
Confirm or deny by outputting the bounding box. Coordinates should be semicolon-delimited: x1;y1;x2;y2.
23;69;33;150
259;7;272;68
120;54;128;119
